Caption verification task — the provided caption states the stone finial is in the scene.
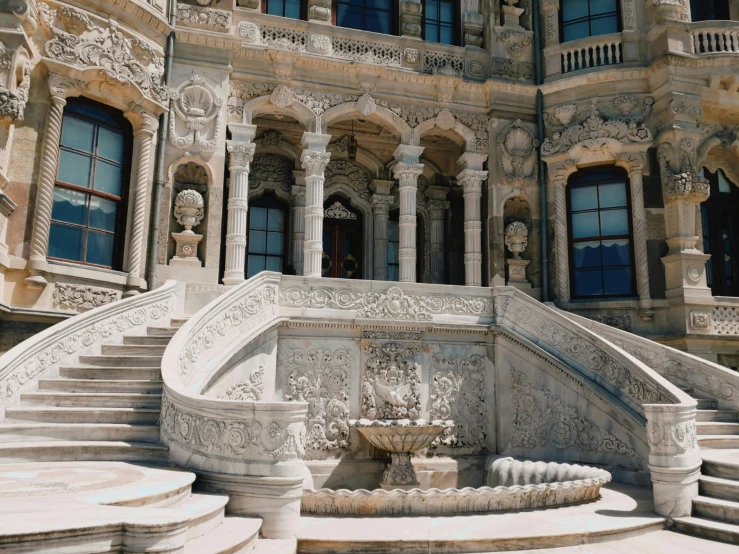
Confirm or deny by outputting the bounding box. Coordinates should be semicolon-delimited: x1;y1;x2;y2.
504;221;528;259
174;189;205;232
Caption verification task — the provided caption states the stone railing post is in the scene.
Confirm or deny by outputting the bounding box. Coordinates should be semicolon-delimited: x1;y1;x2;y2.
123;105;160;296
393;145;424;283
25;73;83;289
644;404;701;518
223;129;257;286
291;181;306;276
371;194;394;281
301;133;331;278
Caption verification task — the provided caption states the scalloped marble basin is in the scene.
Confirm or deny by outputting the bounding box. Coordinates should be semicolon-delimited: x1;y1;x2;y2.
354;419;450;490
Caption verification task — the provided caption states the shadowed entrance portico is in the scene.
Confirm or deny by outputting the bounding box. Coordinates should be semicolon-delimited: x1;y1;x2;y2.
321;196;363;279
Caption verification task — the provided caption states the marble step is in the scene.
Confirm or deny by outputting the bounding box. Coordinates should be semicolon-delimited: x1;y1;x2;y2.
696;422;739;436
703;455;739;480
124;335;172;346
79;354;163;367
183;517;261;554
101;344;167;356
672;516;739;544
59;366;161;381
5;407;160;424
693;495;739;524
0;423;160;443
697;398;719;410
38;379;163;394
698;436;739;449
700;475;739;502
20;392;162;408
171;318;188;328
178;493;229;541
696;410;739;423
147;326;179;337
252;539;297;554
0;441;169;464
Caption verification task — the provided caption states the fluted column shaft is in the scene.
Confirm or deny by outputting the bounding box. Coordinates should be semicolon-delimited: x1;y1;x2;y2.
371;194;394;281
629;167;652;311
301;133;331;277
291;185;306;276
458;169;487;287
427;200;449;284
393;162;424;283
223;141;256;286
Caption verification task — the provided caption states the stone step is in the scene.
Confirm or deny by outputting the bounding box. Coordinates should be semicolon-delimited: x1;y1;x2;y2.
252;539;297;554
171;318;188;328
693;495;739;524
680;386;695;395
178;493;229;541
0;441;169;464
101;344;167;356
696;422;739;436
20;392;162;409
703;456;739;480
147;326;179;337
700;475;739;503
0;423;160;443
183;517;261;554
697;398;719;410
59;366;161;381
124;335;172;346
698;436;739;449
79;355;163;367
672;516;739;544
5;407;160;424
697;410;739;423
38;379;163;394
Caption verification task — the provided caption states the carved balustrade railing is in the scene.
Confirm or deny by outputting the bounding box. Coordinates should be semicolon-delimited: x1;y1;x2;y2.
0;280;178;419
559;33;623;74
690;21;739;54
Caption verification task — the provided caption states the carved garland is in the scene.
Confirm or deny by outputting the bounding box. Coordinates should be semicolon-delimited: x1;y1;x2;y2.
52;283;119;311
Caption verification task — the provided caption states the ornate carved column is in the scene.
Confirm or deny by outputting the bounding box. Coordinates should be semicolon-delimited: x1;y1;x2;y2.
426;198;449;285
548;161;575;303
458;169;488;287
25;73;83;289
371;194;394;281
400;0;422;38
301;133;331;278
393;145;424;283
223;134;256;286
541;0;561;77
291;182;306;276
123;105;159;295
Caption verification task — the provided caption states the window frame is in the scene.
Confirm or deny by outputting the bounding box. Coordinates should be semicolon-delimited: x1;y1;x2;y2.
48;98;133;270
559;0;623;44
332;0;398;35
422;0;459;46
566;167;637;300
262;0;305;20
246;193;289;278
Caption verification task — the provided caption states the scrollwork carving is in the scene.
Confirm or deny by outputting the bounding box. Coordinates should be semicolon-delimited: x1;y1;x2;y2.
498;120;538;187
176;4;231;31
219;366;264;401
251;154;293;190
168;75;223;153
362;343;421;419
52;283;119;311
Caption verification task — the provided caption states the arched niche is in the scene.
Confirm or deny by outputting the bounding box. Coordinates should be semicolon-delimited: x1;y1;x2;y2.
169;161;210;265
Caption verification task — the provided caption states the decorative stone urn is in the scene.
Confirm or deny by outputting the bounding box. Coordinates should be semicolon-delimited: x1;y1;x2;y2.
171;189;205;268
355;418;449;491
505;221;531;287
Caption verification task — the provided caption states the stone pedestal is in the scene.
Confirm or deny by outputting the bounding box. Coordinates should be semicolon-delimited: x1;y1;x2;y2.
506;258;531;289
170;232;203;268
661;249;712;302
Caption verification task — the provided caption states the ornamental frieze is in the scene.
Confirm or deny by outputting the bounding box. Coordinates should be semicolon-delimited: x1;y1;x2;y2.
52;283;119;312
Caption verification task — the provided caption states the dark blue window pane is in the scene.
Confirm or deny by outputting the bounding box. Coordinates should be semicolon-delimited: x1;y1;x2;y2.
94;160;123;197
247;255;266;278
286;0;301;18
266;233;283;255
58;150;92;188
249;230;267;254
598;182;626;207
337;6;364;29
48;223;84;262
98;128;125;162
61;116;95;153
601;239;630;266
427;0;438;19
603;267;632;295
440;25;454;45
426;22;439;42
367;12;392;34
89;196;118;232
387;265;399;281
86;231;114;266
572;241;601;268
563;0;589;21
574;268;603;296
599;208;628;236
590;16;619;36
563;21;590;41
572;212;599;239
266;256;282;272
590;0;617;15
52;187;87;225
267;208;284;232
440;1;454;21
251;207;268;230
571;186;598;211
368;0;392;8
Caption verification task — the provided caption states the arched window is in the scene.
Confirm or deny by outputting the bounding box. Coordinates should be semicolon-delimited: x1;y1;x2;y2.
568;168;635;298
247;195;287;278
424;0;457;45
48;99;132;269
335;0;394;35
264;0;302;19
560;0;621;43
701;168;739;296
690;0;730;21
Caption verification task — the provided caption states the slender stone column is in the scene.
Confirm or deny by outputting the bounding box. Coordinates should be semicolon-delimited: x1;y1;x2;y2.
291;183;306;276
25;73;83;288
426;199;449;284
223;139;256;286
626;157;652;317
393;145;424;283
458;169;487;287
371;194;394;281
301;133;331;278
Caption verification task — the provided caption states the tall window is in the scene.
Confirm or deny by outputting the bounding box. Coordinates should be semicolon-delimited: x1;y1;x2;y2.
424;0;457;45
561;0;620;43
568;168;635;299
48;100;131;269
336;0;394;35
247;195;286;278
690;0;730;21
265;0;302;19
701;168;739;297
388;216;400;281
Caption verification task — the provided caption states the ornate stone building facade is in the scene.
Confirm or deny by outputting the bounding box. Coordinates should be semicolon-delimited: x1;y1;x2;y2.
0;0;738;367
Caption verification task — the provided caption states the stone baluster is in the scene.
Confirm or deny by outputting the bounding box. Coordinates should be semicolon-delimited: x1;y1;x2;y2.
223;127;257;286
371;194;394;281
393;145;424;283
301;133;331;278
644;404;701;518
25;73;83;289
291;180;306;276
426;191;449;285
123;105;160;296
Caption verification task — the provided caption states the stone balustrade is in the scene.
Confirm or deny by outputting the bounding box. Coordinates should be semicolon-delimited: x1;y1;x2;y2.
558;33;624;75
690;22;739;54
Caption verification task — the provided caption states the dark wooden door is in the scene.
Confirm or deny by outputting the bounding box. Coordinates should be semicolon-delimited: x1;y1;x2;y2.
322;199;363;279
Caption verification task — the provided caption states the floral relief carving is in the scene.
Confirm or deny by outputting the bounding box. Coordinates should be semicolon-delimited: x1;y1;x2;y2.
657;138;710;204
498;120;538;187
362;343;421;419
285;348;351;451
219;366;264;401
176;4;231;32
38;3;167;104
324;160;371;200
362;330;421;341
430;353;487;448
52;284;119;311
324;200;357;220
169;75;222;153
580;312;631;331
646;419;698;454
238;21;261;44
0;43;31;122
490;58;534;82
510;370;637;456
690;311;711;331
500;30;532;59
251;154;293;190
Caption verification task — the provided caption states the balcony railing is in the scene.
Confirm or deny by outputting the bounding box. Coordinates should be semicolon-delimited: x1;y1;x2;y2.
690;22;739;54
561;34;623;73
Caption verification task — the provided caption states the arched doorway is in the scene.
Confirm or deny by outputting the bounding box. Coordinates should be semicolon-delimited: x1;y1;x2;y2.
322;196;363;279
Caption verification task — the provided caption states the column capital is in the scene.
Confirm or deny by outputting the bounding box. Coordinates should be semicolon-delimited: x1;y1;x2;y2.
227;140;256;170
301;132;331;152
48;72;83;100
370;179;395;196
393;144;424;163
393;161;424;182
291;184;306;206
457;169;488;192
371;194;394;213
426;199;450;220
457;152;488;171
301;150;331;176
228;122;257;143
125;103;159;136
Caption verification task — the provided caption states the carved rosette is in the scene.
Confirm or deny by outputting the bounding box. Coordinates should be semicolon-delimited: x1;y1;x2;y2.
362;343;421;419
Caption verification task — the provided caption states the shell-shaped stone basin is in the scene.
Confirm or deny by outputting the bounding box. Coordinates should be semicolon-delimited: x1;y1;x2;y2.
354;418;450;453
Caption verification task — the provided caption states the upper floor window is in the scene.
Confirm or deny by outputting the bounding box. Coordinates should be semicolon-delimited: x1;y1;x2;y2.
49;100;131;269
568;168;635;299
424;0;457;45
336;0;394;35
247;194;287;278
701;168;739;297
561;0;621;43
690;0;730;21
265;0;302;19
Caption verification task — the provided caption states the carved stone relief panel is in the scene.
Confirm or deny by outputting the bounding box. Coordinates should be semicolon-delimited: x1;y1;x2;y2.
52;283;119;311
361;342;421;419
169;75;223;153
